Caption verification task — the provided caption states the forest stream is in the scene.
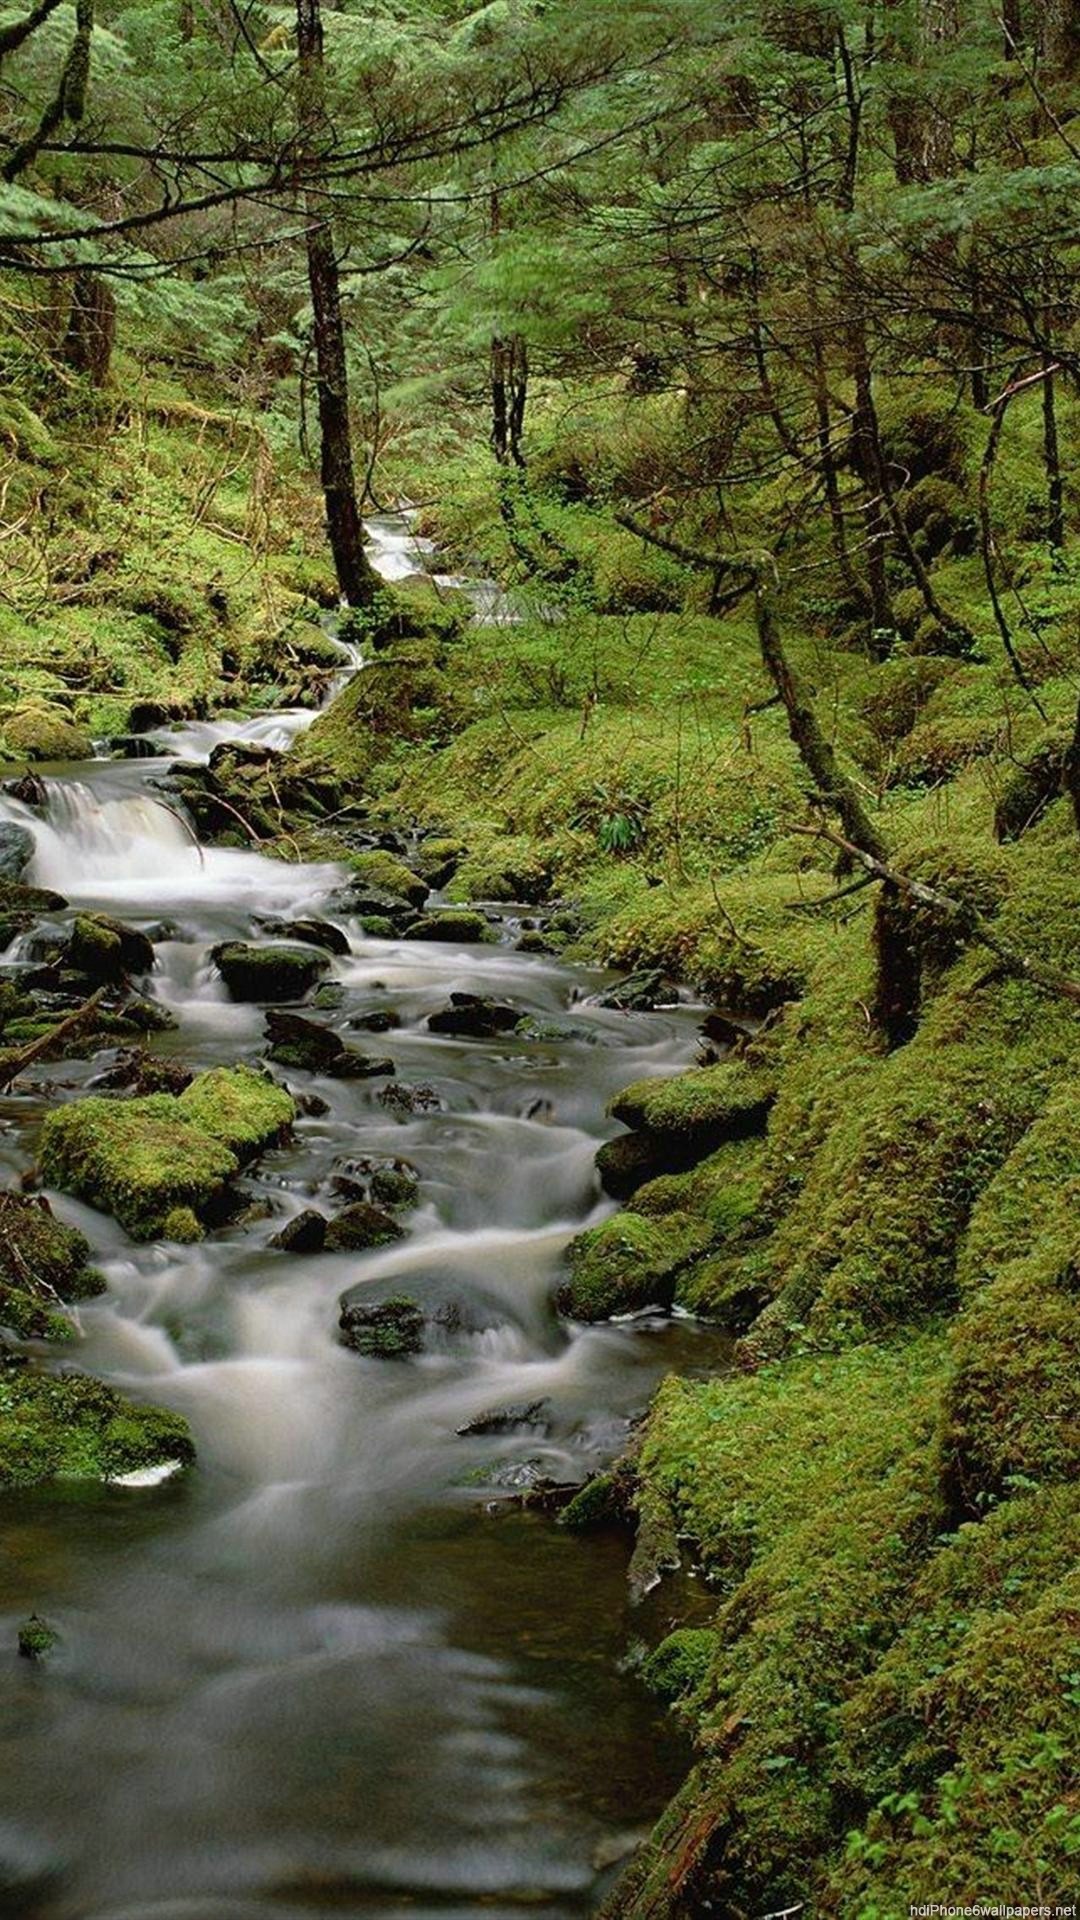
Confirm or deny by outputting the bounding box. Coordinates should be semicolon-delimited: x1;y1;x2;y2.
0;519;719;1920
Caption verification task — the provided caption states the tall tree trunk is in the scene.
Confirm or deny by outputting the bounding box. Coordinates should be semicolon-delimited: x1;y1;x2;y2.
491;333;527;467
1042;361;1065;551
61;269;115;384
295;0;380;611
1042;0;1080;71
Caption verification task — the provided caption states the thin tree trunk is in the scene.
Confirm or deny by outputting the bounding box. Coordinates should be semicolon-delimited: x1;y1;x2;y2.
1042;360;1065;550
295;0;381;611
61;269;115;384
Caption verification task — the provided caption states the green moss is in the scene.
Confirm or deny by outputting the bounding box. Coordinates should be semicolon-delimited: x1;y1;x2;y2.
17;1613;59;1661
0;703;92;762
0;1192;104;1339
0;1365;194;1488
211;941;329;1002
345;849;428;907
610;1057;777;1142
177;1065;295;1160
556;1209;713;1321
404;908;494;943
39;1094;239;1240
641;1628;718;1706
160;1206;204;1243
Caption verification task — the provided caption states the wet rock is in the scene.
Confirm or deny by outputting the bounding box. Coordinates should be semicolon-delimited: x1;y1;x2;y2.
65;913;155;983
324;1202;405;1253
89;1049;194;1097
347;1008;401;1033
456;1399;550;1437
311;983;347;1010
701;1009;756;1049
404;910;493;944
0;1820;64;1907
127;700;169;732
357;913;398;939
595;1129;674;1200
427;992;523;1039
515;929;556;954
329;1156;419;1210
264;1008;394;1080
414;837;464;889
0;1192;105;1340
2;773;47;810
0;705;91;763
0;823;34;881
109;735;163;759
342;850;429;910
377;1081;443;1116
324;882;413;927
212;941;329;1003
591;968;678;1011
270;1208;327;1253
17;1614;59;1662
338;1293;424;1358
256;916;350;957
38;1066;295;1239
296;1091;330;1117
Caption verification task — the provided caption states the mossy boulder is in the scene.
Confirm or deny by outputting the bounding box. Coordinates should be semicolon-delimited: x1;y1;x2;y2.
641;1629;718;1706
556;1209;712;1321
38;1067;295;1238
263;1009;393;1079
338;1293;425;1357
0;1192;105;1339
0;705;92;763
0;821;34;880
0;1364;194;1488
324;1202;405;1253
343;849;429;909
404;909;494;944
211;941;329;1002
17;1614;59;1662
65;913;155;982
609;1059;777;1144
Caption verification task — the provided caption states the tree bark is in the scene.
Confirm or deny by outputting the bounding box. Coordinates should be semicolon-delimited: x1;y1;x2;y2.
295;0;381;611
61;269;115;384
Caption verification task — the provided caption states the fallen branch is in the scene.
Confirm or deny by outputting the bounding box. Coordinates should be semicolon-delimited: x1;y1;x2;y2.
0;987;105;1089
789;821;1080;1007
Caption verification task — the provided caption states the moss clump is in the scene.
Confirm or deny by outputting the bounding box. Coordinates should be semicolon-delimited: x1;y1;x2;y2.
17;1613;59;1661
0;704;91;762
345;849;428;908
66;913;155;982
556;1209;712;1321
0;1192;105;1339
641;1629;717;1707
160;1206;204;1243
211;941;329;1002
177;1065;294;1160
403;909;494;943
338;1293;425;1357
0;1365;194;1488
38;1068;295;1238
324;1202;405;1252
610;1058;777;1144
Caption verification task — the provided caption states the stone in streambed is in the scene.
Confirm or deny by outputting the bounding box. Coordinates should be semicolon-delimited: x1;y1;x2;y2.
2;773;47;810
0;1192;105;1340
38;1065;295;1239
324;1202;404;1253
212;941;329;1003
324;884;411;928
0;704;91;763
555;1210;713;1322
270;1208;327;1253
595;1129;675;1201
339;850;429;910
591;968;678;1011
17;1614;59;1662
377;1081;443;1116
347;1008;401;1033
0;1364;194;1489
0;822;34;881
255;916;350;957
263;1009;393;1080
405;910;493;944
64;913;155;983
89;1049;194;1097
456;1400;550;1437
427;993;523;1039
338;1294;424;1358
328;1156;419;1211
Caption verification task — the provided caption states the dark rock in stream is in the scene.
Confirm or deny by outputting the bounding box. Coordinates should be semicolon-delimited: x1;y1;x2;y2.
2;773;47;810
405;909;494;944
347;1008;401;1034
0;823;35;882
256;916;351;957
17;1614;59;1662
328;1156;419;1211
456;1400;551;1437
591;967;679;1011
377;1081;444;1116
338;1293;424;1358
323;881;412;927
264;1008;394;1080
427;992;523;1040
324;1201;405;1252
212;941;329;1003
270;1209;327;1254
89;1049;194;1097
64;913;155;983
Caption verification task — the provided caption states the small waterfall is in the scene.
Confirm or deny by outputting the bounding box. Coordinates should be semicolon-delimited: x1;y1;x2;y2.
31;782;200;891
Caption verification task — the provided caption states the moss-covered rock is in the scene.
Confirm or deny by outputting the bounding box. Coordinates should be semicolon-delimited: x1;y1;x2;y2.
324;1201;405;1253
0;1192;105;1339
65;913;155;982
38;1067;295;1238
338;1293;425;1357
641;1628;717;1706
609;1059;777;1143
17;1613;59;1661
403;909;494;943
556;1209;712;1321
211;941;329;1002
0;1364;194;1488
0;705;92;762
344;849;429;909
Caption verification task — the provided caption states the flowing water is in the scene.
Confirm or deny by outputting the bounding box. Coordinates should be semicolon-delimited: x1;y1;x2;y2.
0;522;718;1919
